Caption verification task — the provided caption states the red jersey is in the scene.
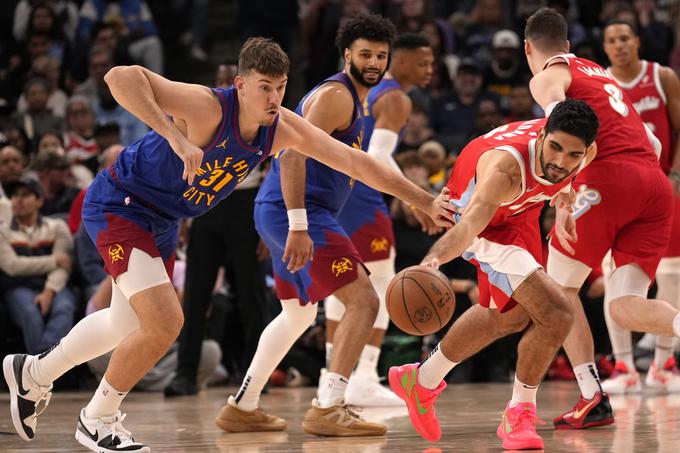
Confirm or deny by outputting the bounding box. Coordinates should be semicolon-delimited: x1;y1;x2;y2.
447;118;580;233
608;60;673;173
547;54;659;167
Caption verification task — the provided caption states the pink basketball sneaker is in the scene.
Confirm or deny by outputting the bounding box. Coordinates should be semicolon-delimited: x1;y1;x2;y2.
496;401;545;450
388;363;446;442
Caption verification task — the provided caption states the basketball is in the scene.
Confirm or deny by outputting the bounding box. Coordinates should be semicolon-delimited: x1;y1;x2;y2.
386;265;456;336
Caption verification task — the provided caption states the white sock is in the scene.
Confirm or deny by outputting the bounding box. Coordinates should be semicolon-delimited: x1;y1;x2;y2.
417;343;458;390
85;376;127;418
317;372;348;407
673;313;680;338
234;299;316;411
325;342;333;370
29;343;77;387
573;362;602;399
654;338;673;367
355;344;380;379
615;351;635;372
637;333;656;350
510;376;538;407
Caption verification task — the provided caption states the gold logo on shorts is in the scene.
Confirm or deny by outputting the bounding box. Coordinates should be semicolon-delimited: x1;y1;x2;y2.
108;244;124;263
370;237;389;253
331;258;353;277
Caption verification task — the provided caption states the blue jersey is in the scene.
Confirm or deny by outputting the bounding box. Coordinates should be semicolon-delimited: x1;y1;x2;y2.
256;72;365;215
105;86;277;219
338;78;404;230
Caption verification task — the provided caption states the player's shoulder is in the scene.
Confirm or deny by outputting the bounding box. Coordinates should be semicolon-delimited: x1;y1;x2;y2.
373;88;411;118
658;64;680;87
311;81;355;106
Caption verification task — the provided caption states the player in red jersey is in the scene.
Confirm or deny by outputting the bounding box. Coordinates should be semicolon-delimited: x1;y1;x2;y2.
525;8;680;430
388;100;598;450
603;20;680;394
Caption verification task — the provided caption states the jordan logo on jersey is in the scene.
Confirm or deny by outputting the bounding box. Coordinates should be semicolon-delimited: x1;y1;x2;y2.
331;258;353;277
370;237;389;253
108;244;124;263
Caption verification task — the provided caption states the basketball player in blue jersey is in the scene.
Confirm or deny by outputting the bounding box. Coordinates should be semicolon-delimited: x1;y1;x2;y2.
216;15;434;437
3;37;453;452
323;32;434;407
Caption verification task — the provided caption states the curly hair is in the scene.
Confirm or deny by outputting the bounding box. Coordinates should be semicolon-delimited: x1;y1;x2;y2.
335;14;397;54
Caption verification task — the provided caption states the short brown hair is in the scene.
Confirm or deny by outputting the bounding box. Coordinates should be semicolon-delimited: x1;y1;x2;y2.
238;37;289;77
524;7;568;52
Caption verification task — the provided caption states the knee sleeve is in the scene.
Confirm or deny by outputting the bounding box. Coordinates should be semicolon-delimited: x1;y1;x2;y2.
116;248;171;299
656;273;680;310
605;263;650;303
547;245;592;288
325;295;345;322
369;273;394;330
61;280;140;364
280;299;318;333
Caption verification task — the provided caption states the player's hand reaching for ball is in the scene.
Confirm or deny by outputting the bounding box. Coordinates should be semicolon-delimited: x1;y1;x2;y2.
168;133;204;186
554;205;578;255
283;230;314;272
426;187;456;229
420;255;440;269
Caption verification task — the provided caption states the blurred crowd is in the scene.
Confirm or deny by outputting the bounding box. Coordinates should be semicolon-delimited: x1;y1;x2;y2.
1;0;680;393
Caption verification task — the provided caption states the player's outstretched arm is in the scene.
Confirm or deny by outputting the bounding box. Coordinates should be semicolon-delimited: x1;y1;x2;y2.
660;66;680;194
104;65;222;184
422;151;518;267
369;90;411;172
275;108;455;228
529;65;571;114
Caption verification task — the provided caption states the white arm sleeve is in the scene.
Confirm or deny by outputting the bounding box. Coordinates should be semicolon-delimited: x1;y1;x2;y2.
644;123;662;159
367;128;400;173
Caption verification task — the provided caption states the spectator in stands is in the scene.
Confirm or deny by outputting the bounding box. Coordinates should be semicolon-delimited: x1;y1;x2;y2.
417;140;447;191
0;176;75;355
2;126;30;160
32;151;79;217
630;0;675;66
430;58;499;153
74;45;113;105
468;97;503;139
25;31;52;65
400;102;435;152
92;81;147;146
458;0;508;66
215;62;238;88
71;23;133;84
93;122;121;152
483;29;530;112
0;145;25;195
68;143;122;235
12;77;64;142
77;0;164;74
37;130;65;156
505;84;539;123
13;0;79;43
17;56;68;118
24;2;71;64
64;95;99;175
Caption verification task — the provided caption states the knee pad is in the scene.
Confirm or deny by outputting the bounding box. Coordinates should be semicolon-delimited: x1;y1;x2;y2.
604;263;651;303
547;245;592;288
110;281;141;340
116;248;172;299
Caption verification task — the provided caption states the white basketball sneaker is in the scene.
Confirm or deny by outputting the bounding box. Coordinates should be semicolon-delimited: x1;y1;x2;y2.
645;357;680;392
2;354;53;441
345;373;404;407
75;408;150;453
601;361;642;394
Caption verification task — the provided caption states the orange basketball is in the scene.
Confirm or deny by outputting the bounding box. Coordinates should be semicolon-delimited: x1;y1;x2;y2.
386;265;456;336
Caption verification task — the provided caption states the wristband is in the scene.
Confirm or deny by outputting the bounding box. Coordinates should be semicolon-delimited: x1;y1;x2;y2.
287;209;308;231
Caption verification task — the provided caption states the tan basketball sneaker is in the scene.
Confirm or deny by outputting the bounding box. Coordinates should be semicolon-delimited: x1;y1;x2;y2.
215;396;287;432
302;398;387;437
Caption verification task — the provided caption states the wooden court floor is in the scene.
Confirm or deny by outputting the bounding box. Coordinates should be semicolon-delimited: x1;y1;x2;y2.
2;382;679;452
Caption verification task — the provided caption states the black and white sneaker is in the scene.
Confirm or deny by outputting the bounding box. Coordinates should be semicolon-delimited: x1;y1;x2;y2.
2;354;53;441
75;408;150;453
